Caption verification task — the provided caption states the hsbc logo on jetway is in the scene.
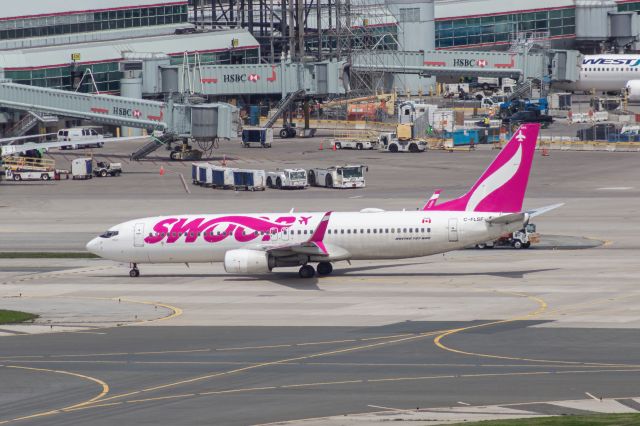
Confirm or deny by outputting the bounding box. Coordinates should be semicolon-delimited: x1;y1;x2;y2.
223;73;261;83
453;59;487;68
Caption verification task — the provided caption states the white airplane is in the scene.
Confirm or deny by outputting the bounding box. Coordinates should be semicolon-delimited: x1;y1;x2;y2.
558;54;640;100
86;123;562;278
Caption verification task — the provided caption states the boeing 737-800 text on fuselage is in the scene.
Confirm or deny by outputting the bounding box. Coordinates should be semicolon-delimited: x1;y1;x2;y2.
86;123;561;278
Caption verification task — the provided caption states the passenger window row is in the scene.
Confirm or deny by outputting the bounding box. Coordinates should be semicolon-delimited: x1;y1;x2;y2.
148;227;432;238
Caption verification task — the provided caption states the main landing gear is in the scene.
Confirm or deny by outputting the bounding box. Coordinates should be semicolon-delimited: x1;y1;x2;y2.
298;262;333;278
129;263;140;278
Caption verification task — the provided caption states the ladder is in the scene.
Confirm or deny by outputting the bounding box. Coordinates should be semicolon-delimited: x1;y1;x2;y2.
507;80;533;101
130;133;174;161
263;89;305;129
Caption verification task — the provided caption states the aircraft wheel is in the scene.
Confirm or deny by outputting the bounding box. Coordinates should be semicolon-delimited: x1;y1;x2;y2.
129;268;140;278
317;262;333;275
299;264;315;278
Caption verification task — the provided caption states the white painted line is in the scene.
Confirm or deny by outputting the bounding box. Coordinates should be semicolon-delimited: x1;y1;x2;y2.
596;187;633;191
367;404;406;412
585;392;600;401
349;195;363;199
457;401;471;406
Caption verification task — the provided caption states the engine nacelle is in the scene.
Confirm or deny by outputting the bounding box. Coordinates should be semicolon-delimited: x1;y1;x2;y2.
625;80;640;101
224;249;272;274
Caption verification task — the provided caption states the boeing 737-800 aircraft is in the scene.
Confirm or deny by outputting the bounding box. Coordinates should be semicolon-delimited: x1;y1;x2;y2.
86;123;561;278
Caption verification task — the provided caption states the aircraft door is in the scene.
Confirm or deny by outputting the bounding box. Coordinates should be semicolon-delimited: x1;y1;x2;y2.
134;223;145;247
448;218;458;242
270;227;279;241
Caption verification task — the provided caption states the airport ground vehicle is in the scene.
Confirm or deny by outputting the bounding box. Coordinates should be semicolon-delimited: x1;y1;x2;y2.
5;168;55;181
242;128;273;148
307;165;366;188
58;127;104;150
331;139;376;150
2;156;57;181
86;124;563;279
378;132;426;153
170;143;202;161
266;169;308;189
93;161;122;177
476;224;539;249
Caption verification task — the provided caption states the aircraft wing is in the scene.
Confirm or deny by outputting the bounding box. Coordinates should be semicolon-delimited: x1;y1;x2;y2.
242;211;350;259
1;136;149;157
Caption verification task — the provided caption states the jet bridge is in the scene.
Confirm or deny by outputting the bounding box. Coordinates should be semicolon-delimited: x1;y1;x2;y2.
0;79;237;139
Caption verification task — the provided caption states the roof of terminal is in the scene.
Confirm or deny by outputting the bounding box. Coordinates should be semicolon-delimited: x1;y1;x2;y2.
435;0;574;20
1;0;187;21
0;28;259;70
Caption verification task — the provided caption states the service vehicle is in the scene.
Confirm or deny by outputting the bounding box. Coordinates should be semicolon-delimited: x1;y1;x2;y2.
5;168;55;181
58;127;104;150
476;223;539;249
378;132;427;153
93;161;122;177
331;139;376;150
307;165;366;189
266;169;308;189
2;156;57;181
170;143;202;160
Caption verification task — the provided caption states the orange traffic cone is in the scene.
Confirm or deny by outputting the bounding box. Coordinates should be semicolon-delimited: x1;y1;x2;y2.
221;154;227;166
319;142;323;150
159;166;165;176
332;143;337;151
542;147;549;157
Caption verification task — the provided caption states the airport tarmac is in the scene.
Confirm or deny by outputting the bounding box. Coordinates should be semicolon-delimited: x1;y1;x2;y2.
1;135;640;425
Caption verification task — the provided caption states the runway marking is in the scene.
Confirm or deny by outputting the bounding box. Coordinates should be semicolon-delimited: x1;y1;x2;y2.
216;344;292;351
367;404;407;411
296;339;357;346
585;392;600;401
111;297;183;323
0;365;110;425
127;393;196;404
458;401;471;406
596;187;633;190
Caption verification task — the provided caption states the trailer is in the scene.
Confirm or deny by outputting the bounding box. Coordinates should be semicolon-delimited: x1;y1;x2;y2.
242;128;273;148
210;165;236;188
308;165;366;189
266;169;308;189
232;168;266;191
192;162;207;185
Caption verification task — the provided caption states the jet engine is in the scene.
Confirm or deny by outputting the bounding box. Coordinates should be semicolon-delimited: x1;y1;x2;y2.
224;249;272;274
625;80;640;101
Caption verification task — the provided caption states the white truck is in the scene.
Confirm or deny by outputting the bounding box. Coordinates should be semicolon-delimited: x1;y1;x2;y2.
58;127;104;150
331;139;376;150
476;223;540;249
266;169;308;189
308;165;366;189
378;133;427;153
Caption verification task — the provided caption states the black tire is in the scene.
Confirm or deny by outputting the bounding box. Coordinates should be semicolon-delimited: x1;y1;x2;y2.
280;129;289;138
41;173;50;181
335;142;341;149
100;170;108;177
308;170;316;186
476;243;486;249
170;151;178;160
266;177;273;188
389;144;399;153
325;175;333;188
317;262;333;275
513;240;523;249
299;265;315;279
276;178;282;189
288;128;297;138
13;174;21;181
129;269;140;278
356;143;363;150
409;143;419;153
523;242;531;249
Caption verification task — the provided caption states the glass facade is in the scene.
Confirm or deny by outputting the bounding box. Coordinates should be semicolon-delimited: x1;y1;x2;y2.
435;7;576;48
5;48;260;93
618;1;640;11
0;4;188;41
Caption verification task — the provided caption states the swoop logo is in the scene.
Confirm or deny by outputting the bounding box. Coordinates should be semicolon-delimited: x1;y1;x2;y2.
144;215;297;244
583;57;640;67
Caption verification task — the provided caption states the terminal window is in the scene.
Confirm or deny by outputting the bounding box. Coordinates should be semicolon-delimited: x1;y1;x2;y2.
435;7;575;48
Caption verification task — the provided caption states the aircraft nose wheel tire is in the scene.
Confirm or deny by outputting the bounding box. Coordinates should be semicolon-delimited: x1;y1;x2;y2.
129;264;140;278
299;264;316;278
317;262;333;275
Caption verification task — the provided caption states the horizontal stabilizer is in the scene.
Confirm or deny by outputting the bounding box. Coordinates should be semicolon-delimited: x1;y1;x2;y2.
527;203;564;218
486;212;526;225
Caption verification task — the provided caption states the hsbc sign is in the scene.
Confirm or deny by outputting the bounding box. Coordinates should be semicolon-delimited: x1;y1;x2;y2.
453;58;488;68
223;73;261;83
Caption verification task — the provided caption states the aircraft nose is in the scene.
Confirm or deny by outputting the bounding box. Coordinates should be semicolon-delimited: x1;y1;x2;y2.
86;237;101;255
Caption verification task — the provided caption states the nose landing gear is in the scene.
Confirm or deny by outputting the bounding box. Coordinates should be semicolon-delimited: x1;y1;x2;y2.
129;263;140;278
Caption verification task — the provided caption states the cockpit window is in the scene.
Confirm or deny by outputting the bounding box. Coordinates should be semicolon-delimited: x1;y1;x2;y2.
99;231;119;238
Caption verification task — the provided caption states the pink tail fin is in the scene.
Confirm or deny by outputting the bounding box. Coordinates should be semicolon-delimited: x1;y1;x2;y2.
427;123;539;213
422;190;441;210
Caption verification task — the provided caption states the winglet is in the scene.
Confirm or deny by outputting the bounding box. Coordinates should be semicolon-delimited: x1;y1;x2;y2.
309;211;332;243
422;190;441;210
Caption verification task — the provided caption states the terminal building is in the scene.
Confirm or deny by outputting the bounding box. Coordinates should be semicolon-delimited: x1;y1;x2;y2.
0;1;260;94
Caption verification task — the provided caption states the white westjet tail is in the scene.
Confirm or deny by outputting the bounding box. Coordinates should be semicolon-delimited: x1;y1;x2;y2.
87;123;561;278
